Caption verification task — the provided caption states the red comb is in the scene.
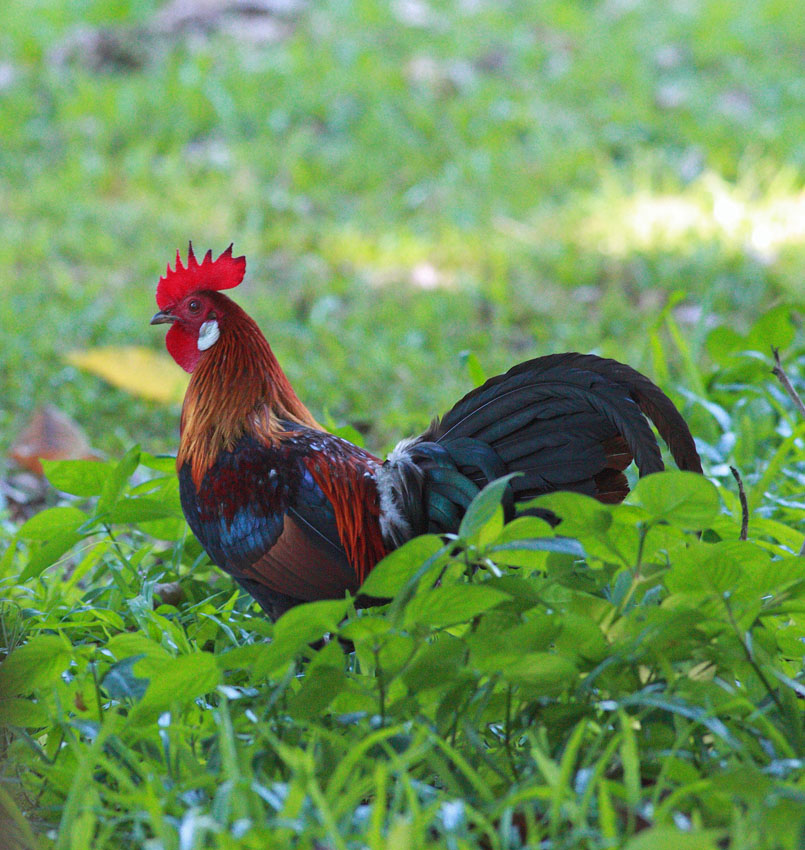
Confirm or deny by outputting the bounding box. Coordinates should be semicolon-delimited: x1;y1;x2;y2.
156;243;246;309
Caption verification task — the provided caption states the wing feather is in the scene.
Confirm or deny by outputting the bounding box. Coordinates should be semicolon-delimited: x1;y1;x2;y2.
179;429;386;618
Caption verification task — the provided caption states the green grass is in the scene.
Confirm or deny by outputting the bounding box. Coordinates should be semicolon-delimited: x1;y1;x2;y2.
4;333;805;849
0;0;803;456
3;0;805;847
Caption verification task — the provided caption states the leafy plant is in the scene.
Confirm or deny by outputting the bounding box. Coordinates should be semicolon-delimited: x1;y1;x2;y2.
4;321;805;848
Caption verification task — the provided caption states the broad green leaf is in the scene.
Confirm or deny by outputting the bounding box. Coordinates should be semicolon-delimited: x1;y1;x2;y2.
17;506;88;582
458;474;518;544
306;638;345;672
494;515;554;543
360;535;446;597
404;584;508;628
251;599;350;676
774;623;805;658
340;616;393;643
758;557;805;595
402;634;466;693
486;543;551;570
0;538;18;575
215;644;267;671
0;697;49;727
467;612;560;660
107;632;174;665
630;471;719;528
489;536;585;568
17;506;87;541
41;458;111;497
0;635;71;697
107;497;182;524
128;651;220;725
138;517;187;542
19;530;84;581
287;665;347;720
555;614;608;663
101;657;150;700
139;452;177;473
482;575;543;606
529;491;613;538
709;766;773;798
665;540;770;597
706;324;744;364
745;305;795;353
374;632;416;675
106;633;174;695
705;305;794;364
496;652;578;690
96;445;141;517
272;598;349;646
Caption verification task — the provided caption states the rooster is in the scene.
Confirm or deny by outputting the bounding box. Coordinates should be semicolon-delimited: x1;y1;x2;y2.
152;245;702;620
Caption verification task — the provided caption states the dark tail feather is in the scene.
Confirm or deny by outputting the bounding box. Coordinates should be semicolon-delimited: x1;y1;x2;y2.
380;352;702;543
429;352;701;478
553;354;703;474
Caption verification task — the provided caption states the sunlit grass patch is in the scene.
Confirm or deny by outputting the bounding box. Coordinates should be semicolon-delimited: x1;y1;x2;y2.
580;160;805;273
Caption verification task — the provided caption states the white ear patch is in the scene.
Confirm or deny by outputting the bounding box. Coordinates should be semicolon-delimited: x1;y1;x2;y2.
197;319;220;351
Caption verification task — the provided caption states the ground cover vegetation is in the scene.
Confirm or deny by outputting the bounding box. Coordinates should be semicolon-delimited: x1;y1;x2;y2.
1;0;805;847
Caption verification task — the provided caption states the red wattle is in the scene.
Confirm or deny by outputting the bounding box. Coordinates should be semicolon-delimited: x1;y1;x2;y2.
166;323;202;373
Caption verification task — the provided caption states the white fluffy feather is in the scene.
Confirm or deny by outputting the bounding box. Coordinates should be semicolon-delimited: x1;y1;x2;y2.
375;437;423;546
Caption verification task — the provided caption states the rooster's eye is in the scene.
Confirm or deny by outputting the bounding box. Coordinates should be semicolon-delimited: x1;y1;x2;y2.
188;299;201;313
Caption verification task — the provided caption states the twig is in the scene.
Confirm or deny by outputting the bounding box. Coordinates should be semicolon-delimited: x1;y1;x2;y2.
730;466;749;541
772;347;805;419
771;348;805;556
724;596;786;717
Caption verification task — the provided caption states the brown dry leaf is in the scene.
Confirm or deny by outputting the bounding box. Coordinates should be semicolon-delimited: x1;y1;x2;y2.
9;405;101;475
66;346;188;404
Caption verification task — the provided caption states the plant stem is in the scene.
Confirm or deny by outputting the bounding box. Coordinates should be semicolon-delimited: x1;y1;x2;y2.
772;347;805;419
730;466;749;541
373;644;386;726
504;684;520;781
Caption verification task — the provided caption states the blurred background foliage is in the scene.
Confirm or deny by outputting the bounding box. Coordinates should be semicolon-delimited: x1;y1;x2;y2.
0;0;803;460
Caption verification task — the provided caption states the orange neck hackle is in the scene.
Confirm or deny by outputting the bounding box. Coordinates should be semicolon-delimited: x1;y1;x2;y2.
177;296;321;486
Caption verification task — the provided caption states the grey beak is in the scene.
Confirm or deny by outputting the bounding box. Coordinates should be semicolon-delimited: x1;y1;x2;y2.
150;310;175;325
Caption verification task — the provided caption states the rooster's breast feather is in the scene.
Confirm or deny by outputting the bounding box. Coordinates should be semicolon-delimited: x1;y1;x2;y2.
178;430;384;617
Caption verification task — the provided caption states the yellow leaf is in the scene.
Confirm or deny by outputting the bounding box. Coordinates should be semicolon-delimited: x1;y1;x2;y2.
66;347;188;404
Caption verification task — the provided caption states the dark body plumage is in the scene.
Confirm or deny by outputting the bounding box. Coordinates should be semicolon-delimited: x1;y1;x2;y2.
178;427;384;621
179;350;702;620
153;246;702;620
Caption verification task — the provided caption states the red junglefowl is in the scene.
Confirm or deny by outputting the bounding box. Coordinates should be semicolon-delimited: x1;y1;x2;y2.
152;245;702;620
